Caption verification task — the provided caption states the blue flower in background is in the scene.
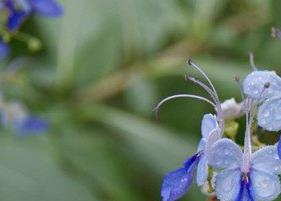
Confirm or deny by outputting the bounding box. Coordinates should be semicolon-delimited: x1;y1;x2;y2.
3;0;63;31
16;116;48;136
243;70;281;132
209;139;281;201
0;41;10;59
0;0;63;59
161;114;221;201
0;101;48;136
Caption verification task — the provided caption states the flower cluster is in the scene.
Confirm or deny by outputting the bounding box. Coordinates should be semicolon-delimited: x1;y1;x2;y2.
0;0;63;58
158;58;281;201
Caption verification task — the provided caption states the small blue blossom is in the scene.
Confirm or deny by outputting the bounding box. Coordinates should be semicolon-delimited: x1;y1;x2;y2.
30;0;63;16
209;139;281;201
161;114;221;201
1;0;63;31
243;70;281;131
0;101;48;136
16;116;48;136
0;40;10;59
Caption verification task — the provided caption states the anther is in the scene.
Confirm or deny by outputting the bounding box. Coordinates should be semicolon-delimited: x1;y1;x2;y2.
264;82;270;89
234;76;240;82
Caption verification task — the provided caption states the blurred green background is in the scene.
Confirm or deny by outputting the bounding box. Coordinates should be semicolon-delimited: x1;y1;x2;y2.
1;0;281;200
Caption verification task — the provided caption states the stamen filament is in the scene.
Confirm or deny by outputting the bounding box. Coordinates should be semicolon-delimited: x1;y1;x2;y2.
187;60;225;129
185;75;218;104
234;76;245;100
249;52;257;71
155;94;216;119
187;59;219;102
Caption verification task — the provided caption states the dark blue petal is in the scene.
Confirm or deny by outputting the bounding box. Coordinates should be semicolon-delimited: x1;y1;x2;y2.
0;41;10;59
278;136;281;159
17;116;48;136
235;175;254;201
7;10;27;30
161;154;199;201
246;178;255;201
184;152;200;168
4;0;29;30
30;0;63;16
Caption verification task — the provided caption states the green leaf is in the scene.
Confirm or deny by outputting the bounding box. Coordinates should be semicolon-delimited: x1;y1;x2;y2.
55;130;144;201
80;104;196;172
0;135;95;201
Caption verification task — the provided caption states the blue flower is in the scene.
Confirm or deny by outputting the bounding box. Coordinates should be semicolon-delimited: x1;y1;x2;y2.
209;139;281;201
0;101;48;136
16;116;48;136
0;41;10;59
30;0;63;16
161;114;221;201
243;70;281;132
2;0;63;31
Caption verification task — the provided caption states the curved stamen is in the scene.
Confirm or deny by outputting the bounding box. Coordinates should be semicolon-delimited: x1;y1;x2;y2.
249;52;257;71
234;76;245;100
154;94;216;120
185;75;218;104
187;59;219;102
187;59;225;127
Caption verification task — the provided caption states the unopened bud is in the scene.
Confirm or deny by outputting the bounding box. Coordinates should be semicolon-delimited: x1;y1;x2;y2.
28;38;42;52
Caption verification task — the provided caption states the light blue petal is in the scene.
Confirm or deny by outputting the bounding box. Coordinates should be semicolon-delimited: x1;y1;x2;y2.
30;0;63;16
251;145;281;174
215;169;241;201
250;170;281;201
258;98;281;131
196;154;208;186
0;41;10;59
201;113;218;139
243;71;281;99
197;138;206;152
16;0;32;12
208;139;243;169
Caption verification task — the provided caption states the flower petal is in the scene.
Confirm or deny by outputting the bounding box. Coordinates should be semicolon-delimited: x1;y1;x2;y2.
243;71;281;99
161;154;199;201
30;0;63;16
277;136;281;160
196;154;208;186
250;170;281;201
17;116;48;136
208;139;243;169
161;166;195;201
7;10;27;30
251;145;281;174
0;41;10;59
215;169;241;201
258;98;281;131
235;177;254;201
201;114;218;139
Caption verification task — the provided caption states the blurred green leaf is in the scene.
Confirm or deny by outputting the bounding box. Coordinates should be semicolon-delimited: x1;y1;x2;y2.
0;135;95;201
56;130;145;201
79;104;196;172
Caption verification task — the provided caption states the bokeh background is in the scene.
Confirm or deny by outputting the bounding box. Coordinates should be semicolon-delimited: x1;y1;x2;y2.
1;0;281;200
